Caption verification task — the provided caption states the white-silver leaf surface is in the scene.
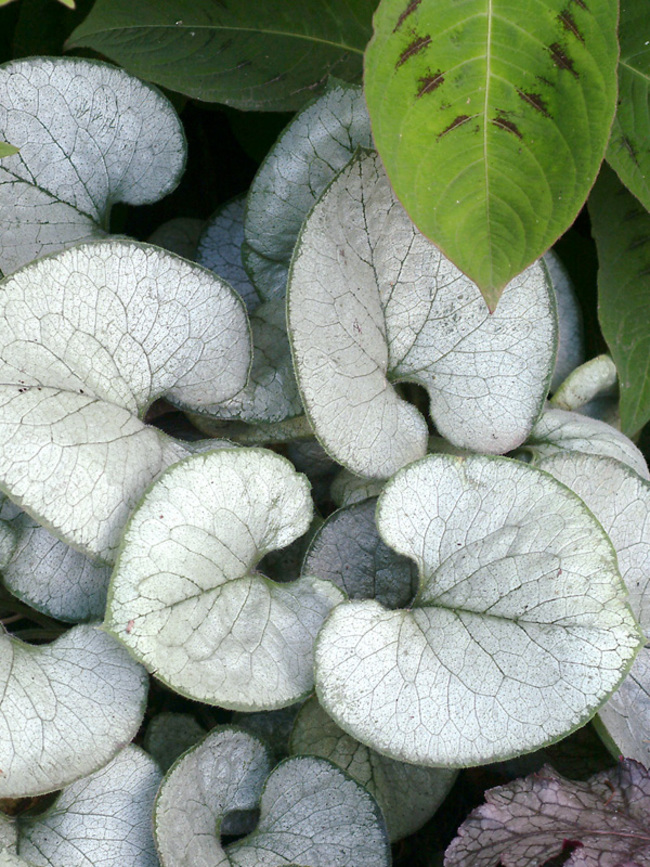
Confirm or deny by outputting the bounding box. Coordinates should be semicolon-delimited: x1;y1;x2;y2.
0;57;185;273
0;241;250;560
316;454;641;767
243;80;372;301
288;151;556;479
19;746;161;867
0;624;147;797
106;449;343;709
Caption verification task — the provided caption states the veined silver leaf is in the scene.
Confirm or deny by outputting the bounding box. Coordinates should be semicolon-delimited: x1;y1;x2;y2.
153;727;273;867
0;624;147;798
538;451;650;766
244;80;372;301
2;513;112;621
0;57;186;274
197;196;260;313
154;726;390;867
316;453;641;767
523;408;648;479
288;151;556;479
197;298;302;424
0;241;251;560
106;449;343;710
19;746;161;867
290;697;456;841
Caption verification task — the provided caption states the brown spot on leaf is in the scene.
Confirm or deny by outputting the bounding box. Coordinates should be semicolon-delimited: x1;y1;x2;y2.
548;43;579;77
571;0;587;8
417;69;444;97
393;0;421;32
437;114;474;139
558;9;584;41
517;88;551;117
396;34;431;68
491;112;523;139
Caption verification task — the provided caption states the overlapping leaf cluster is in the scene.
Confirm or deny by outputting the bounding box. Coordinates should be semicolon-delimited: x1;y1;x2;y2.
0;47;648;867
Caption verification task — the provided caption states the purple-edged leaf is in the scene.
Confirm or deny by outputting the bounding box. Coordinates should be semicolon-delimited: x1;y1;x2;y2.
444;759;650;866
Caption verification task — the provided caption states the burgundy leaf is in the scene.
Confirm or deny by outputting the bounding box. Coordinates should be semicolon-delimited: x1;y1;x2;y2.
445;759;650;867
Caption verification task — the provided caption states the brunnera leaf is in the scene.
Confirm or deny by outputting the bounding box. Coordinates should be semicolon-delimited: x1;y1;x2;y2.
18;746;161;867
521;408;649;480
0;240;250;561
153;727;273;867
197;196;260;313
153;727;391;867
0;624;148;798
550;354;618;415
315;453;641;767
302;498;418;610
0;57;186;275
364;0;619;308
537;451;650;766
589;163;650;436
288;150;556;479
444;759;650;866
244;80;372;301
290;697;457;842
2;512;113;622
538;452;650;632
196;298;303;425
67;0;375;111
105;448;344;710
606;0;650;212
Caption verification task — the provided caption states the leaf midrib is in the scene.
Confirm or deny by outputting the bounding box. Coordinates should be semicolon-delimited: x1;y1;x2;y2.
72;23;365;56
477;0;495;290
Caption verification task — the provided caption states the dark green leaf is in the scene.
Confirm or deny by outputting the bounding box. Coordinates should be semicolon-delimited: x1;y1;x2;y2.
364;0;618;309
606;0;650;210
589;163;650;435
67;0;375;110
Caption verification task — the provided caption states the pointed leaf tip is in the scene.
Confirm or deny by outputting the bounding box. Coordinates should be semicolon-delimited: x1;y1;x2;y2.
365;0;619;296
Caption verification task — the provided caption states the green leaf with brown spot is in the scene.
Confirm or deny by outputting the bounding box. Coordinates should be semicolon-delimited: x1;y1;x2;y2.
66;0;375;111
364;0;619;309
606;0;650;211
589;164;650;436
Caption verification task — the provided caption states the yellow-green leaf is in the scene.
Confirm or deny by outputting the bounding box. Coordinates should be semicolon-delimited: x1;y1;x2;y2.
0;141;18;158
364;0;619;309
